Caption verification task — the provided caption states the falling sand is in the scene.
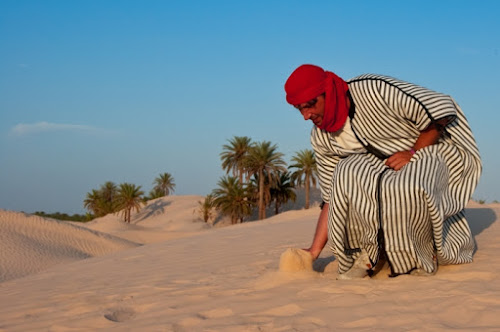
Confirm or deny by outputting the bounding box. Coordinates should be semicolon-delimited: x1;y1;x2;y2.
279;248;313;272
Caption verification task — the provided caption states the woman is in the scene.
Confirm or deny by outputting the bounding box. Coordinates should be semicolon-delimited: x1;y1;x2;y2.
284;64;481;278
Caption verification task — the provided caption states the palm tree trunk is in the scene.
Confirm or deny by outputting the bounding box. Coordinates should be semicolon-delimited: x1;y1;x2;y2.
305;173;310;209
259;169;265;220
275;200;279;215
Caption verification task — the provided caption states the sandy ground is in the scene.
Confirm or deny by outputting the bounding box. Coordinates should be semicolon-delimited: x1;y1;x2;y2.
0;196;499;331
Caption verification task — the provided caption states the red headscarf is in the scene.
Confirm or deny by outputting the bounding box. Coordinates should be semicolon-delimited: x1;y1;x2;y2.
284;64;349;132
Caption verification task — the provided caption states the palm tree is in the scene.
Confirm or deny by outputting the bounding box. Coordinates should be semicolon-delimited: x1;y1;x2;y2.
220;136;253;184
271;171;297;215
153;173;175;197
212;176;254;224
248;172;273;211
198;194;216;223
115;183;145;223
83;189;104;217
83;182;119;217
147;188;164;201
289;149;317;209
99;181;118;214
244;141;286;220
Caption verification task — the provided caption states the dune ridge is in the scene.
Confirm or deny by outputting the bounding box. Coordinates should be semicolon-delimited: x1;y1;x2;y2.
78;195;215;244
0;209;138;283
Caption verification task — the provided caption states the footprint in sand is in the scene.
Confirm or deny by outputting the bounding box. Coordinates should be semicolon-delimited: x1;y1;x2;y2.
104;307;136;322
342;316;378;328
197;308;234;319
175;316;204;328
260;303;302;317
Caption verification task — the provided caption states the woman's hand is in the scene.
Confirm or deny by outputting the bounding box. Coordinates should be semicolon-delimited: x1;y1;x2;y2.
385;151;413;171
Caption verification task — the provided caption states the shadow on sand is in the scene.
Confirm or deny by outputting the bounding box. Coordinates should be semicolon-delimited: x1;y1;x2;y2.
313;256;336;272
466;207;497;237
465;207;497;254
134;199;172;223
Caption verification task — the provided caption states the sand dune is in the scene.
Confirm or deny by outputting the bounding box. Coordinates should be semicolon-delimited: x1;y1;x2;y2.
0;198;499;331
0;209;138;283
79;195;216;244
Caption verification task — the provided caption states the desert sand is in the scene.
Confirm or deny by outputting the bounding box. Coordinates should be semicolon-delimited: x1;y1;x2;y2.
0;196;499;331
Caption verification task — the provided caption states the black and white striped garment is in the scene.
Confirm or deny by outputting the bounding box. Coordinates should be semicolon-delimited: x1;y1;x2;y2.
311;74;482;275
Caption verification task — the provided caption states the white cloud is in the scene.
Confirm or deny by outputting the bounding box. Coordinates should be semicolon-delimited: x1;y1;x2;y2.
10;122;108;137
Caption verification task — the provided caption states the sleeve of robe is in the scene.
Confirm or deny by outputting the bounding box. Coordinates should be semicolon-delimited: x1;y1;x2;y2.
375;77;458;131
310;127;342;204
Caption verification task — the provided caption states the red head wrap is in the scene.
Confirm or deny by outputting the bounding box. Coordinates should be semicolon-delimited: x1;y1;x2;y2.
284;64;349;132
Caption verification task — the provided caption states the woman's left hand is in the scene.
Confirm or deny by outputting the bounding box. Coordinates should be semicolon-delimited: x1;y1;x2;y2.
385;151;413;171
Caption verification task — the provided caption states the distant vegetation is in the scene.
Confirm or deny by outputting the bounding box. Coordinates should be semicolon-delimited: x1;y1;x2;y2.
20;135;318;226
209;136;318;224
79;136;320;224
82;173;175;222
77;136;319;225
473;198;498;204
197;194;216;223
33;211;90;222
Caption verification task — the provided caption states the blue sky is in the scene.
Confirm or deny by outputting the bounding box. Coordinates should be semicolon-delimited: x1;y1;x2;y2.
1;1;499;214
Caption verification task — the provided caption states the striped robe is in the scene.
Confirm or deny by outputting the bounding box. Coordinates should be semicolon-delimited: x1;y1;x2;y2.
311;74;482;275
